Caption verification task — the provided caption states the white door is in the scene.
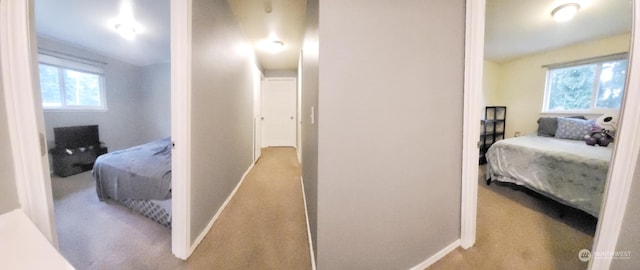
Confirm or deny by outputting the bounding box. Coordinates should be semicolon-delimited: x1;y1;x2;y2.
262;78;297;147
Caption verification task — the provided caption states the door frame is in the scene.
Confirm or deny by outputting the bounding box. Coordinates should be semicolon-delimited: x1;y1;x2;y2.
0;0;192;259
253;67;264;161
0;0;57;245
170;0;191;259
461;1;640;269
297;51;303;162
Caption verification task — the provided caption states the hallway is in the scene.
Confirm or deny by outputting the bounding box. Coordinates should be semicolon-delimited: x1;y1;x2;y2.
187;147;312;269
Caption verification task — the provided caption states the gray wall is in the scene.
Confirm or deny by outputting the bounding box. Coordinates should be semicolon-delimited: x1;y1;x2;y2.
139;63;171;142
612;150;640;269
0;61;20;214
315;0;465;269
301;0;319;256
38;37;149;152
190;0;255;243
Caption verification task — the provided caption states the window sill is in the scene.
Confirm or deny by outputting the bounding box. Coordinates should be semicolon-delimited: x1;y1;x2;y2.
540;109;619;117
43;107;108;113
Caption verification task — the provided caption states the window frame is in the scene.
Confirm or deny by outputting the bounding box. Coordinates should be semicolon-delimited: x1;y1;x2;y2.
542;53;628;115
38;53;108;112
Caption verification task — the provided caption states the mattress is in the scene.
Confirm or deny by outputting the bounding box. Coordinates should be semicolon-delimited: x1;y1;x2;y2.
486;135;612;217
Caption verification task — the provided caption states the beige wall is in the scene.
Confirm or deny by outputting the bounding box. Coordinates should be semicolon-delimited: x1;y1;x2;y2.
300;0;319;256
316;0;464;268
482;60;502;111
0;60;20;214
190;0;255;243
485;34;631;138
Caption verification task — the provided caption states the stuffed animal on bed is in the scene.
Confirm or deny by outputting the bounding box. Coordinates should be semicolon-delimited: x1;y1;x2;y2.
585;114;618;147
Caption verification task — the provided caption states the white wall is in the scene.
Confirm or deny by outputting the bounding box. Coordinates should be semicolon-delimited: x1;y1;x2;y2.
38;37;149;151
0;62;19;214
139;63;171;142
189;0;255;243
485;34;631;138
316;0;464;268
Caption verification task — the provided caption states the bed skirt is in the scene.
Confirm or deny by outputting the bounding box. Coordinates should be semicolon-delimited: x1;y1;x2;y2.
114;198;172;228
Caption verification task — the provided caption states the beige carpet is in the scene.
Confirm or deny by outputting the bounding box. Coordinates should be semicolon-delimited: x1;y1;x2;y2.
428;165;596;269
52;147;310;269
186;147;311;269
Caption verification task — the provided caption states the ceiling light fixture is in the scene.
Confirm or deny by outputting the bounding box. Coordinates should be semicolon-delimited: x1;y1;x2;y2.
257;39;285;54
114;23;137;40
551;2;580;23
110;2;142;40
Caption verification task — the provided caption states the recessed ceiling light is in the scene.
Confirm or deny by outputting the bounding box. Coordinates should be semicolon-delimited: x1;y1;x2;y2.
257;39;285;54
551;3;580;23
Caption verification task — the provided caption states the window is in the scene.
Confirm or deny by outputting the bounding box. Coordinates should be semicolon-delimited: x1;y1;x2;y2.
38;54;106;110
543;54;628;113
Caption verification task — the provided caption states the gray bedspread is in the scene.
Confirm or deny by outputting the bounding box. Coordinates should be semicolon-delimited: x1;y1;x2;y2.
93;137;172;201
486;135;611;217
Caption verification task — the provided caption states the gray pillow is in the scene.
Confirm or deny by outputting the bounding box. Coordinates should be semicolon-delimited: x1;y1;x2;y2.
555;117;594;140
537;117;558;137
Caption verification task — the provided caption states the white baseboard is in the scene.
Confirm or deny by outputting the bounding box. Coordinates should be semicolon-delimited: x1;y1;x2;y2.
188;162;255;255
409;239;460;270
300;177;317;270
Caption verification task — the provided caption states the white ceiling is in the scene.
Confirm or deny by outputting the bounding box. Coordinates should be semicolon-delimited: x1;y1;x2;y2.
35;0;170;67
35;0;633;68
34;0;304;70
229;0;306;71
485;0;633;62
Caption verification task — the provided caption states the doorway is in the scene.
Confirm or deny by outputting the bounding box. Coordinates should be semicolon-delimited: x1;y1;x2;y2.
461;0;640;269
261;77;297;147
31;0;175;268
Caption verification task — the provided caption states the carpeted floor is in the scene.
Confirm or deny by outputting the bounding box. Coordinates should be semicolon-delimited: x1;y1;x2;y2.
185;147;311;269
53;151;593;269
52;147;310;269
428;165;596;269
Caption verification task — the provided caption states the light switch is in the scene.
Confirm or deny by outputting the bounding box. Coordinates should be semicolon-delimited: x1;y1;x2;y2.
311;106;315;124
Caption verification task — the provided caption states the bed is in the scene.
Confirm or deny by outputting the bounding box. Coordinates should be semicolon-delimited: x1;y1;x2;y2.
486;135;612;217
93;137;172;227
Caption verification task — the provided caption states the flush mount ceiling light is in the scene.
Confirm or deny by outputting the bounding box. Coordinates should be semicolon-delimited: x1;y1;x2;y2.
110;2;142;40
257;39;285;54
114;23;137;40
551;2;580;22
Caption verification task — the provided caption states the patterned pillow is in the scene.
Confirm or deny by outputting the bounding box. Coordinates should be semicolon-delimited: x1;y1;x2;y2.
555;117;594;140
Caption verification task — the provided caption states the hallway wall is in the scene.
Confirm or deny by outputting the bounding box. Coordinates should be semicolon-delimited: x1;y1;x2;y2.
300;0;319;255
315;0;465;268
189;0;256;243
612;149;640;269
